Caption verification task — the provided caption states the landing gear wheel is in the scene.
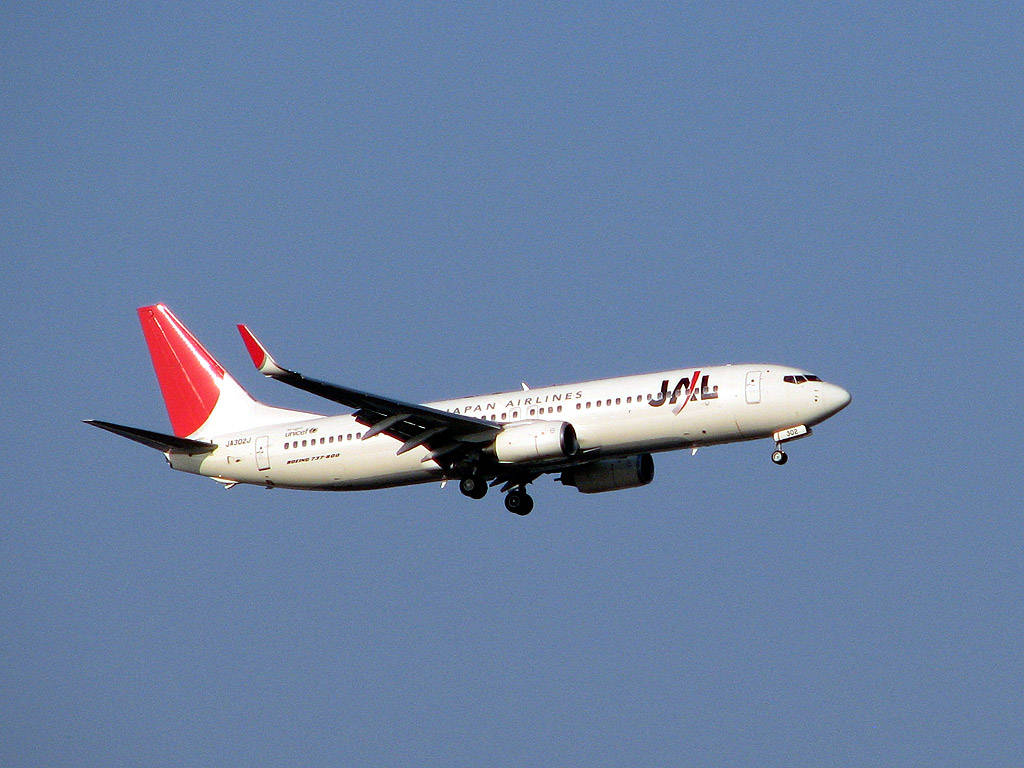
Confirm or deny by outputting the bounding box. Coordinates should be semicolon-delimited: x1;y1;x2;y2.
504;489;534;516
771;449;788;465
459;475;487;500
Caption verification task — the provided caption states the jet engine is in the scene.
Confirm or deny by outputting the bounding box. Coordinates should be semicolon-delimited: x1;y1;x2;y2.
492;421;579;463
560;454;654;493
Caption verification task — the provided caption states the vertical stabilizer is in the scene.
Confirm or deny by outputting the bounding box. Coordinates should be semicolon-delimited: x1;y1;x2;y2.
137;305;319;438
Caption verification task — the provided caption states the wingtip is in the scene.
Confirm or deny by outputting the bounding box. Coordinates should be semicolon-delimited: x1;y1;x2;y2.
237;324;266;368
236;324;288;376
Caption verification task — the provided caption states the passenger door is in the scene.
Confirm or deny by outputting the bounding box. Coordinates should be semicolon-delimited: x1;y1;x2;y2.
255;435;270;471
745;371;762;404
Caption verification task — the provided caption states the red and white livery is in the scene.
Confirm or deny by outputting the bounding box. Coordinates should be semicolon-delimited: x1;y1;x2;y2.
87;305;851;515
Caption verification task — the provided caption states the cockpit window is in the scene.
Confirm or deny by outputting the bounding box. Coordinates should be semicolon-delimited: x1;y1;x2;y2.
784;374;822;384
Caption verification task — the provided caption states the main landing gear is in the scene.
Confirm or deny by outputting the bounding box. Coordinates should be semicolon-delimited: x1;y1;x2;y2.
458;473;534;515
459;474;487;500
503;487;534;516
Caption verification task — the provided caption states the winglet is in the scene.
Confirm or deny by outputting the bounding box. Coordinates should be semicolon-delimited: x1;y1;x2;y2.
237;324;290;377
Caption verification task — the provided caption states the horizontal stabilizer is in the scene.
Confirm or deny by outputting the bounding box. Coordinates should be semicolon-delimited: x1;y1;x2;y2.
84;420;217;455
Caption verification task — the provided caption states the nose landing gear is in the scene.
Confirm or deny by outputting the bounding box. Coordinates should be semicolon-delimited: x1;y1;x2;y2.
770;424;810;466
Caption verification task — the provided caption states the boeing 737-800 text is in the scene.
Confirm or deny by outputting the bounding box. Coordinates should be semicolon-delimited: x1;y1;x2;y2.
86;305;851;515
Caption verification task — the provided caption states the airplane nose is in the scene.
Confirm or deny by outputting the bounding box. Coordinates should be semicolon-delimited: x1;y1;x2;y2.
821;383;852;416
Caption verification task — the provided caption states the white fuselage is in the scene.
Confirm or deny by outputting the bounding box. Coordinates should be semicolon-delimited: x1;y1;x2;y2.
169;364;850;491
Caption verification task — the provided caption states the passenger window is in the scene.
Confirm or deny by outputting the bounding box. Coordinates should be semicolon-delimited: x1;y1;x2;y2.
606;399;611;406
530;409;535;416
302;440;307;447
576;403;581;410
586;402;591;409
557;405;562;413
615;398;621;405
501;413;507;420
627;396;632;403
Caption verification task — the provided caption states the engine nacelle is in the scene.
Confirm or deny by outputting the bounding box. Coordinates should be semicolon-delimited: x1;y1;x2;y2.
493;421;579;464
561;454;654;494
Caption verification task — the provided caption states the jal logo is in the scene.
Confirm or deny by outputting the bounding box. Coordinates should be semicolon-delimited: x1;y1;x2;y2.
649;371;719;411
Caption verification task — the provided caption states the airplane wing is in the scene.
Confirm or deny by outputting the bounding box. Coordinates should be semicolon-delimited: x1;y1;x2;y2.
237;325;500;465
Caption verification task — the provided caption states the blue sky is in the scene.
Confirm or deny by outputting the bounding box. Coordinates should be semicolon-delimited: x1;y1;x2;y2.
3;3;1022;765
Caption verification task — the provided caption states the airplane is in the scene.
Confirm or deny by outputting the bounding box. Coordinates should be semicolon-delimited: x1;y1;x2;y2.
86;304;851;515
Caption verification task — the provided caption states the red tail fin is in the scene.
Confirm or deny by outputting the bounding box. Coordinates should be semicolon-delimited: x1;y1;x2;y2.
137;304;227;437
137;304;322;438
